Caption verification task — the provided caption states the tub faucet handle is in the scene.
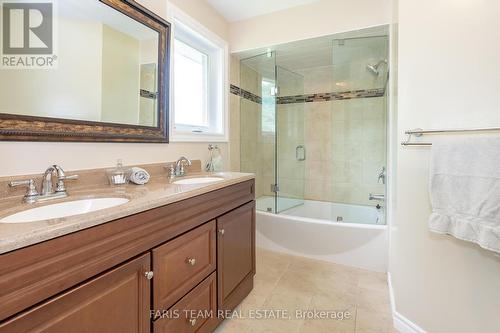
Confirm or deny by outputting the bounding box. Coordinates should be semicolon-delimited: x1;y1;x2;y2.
377;167;386;184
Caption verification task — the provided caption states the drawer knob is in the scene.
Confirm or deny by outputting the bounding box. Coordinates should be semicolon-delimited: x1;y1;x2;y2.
219;229;225;235
144;271;154;280
188;318;197;327
186;258;196;266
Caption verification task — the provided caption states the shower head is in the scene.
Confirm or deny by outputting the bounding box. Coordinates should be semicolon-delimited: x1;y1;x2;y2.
366;59;388;76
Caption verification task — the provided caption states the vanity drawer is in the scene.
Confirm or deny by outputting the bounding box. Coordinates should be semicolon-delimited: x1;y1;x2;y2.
154;272;218;333
153;220;216;312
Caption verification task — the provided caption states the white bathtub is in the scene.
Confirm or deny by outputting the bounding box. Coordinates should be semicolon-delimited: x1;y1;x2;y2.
256;197;388;272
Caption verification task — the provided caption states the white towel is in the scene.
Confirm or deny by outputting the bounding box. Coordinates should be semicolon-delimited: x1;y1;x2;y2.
429;137;500;253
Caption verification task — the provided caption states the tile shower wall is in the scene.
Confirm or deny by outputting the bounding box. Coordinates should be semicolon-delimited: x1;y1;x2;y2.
302;96;386;206
296;37;388;206
237;61;275;199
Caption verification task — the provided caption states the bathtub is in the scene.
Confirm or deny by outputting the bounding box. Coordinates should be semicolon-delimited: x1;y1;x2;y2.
256;197;388;272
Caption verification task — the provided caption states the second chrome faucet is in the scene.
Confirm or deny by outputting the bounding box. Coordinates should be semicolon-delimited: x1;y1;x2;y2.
168;156;192;178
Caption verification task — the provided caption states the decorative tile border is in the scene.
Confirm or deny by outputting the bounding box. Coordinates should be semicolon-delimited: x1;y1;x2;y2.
230;84;241;95
230;84;385;105
140;89;157;100
277;88;386;104
230;84;262;104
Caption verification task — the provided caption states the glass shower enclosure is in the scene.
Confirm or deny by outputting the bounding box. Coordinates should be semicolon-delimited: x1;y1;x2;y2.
239;30;389;222
239;52;306;214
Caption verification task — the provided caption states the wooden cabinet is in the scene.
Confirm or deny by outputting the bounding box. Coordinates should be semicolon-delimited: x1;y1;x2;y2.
0;179;256;333
153;273;218;333
217;201;256;311
153;220;216;312
0;254;151;333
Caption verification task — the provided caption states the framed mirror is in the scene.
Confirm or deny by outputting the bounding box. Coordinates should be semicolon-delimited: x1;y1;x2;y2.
0;0;170;142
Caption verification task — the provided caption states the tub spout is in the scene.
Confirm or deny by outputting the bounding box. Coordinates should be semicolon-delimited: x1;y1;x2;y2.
369;193;385;201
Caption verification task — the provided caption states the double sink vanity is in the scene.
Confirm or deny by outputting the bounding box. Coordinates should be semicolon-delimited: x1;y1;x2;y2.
0;160;255;332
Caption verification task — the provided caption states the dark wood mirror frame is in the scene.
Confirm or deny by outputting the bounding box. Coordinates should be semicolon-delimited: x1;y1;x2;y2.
0;0;171;143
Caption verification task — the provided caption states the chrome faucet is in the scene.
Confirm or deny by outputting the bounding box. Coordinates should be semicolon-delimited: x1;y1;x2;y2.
377;167;386;185
9;165;78;203
169;157;192;178
42;165;65;195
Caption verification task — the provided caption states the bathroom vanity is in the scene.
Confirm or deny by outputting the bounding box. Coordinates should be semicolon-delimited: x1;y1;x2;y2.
0;172;255;333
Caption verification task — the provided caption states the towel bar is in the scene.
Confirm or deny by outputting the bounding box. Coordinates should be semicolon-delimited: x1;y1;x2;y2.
401;127;500;146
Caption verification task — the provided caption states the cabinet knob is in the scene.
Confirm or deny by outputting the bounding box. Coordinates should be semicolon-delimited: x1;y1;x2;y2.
186;258;196;266
219;229;225;235
144;271;154;280
188;318;197;327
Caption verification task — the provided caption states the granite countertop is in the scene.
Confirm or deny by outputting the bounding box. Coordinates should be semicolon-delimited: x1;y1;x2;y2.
0;171;254;254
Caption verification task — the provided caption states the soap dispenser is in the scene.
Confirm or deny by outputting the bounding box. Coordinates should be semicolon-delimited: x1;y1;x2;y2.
106;159;131;185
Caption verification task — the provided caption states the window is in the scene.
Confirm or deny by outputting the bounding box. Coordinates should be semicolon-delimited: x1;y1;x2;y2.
169;7;228;141
261;80;276;134
174;40;208;127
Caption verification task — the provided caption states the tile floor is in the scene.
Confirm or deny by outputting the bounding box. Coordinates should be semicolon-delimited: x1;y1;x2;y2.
216;248;396;333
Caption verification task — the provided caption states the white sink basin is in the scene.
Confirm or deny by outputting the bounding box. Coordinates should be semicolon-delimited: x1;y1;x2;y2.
173;177;224;185
0;197;130;224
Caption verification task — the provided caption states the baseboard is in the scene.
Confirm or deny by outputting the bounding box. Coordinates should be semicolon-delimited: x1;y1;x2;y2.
387;273;427;333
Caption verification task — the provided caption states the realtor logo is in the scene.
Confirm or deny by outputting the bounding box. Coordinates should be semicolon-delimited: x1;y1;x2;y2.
1;0;57;68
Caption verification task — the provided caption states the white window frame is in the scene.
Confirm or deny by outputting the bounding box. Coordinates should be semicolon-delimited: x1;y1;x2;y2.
167;3;229;142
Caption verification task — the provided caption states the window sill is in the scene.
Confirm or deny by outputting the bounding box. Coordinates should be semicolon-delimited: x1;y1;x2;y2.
170;132;228;143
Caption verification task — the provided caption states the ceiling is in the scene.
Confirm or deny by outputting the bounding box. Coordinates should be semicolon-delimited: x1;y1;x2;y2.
238;25;389;73
206;0;321;22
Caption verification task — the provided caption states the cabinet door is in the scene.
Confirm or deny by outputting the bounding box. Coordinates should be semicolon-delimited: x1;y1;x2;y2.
0;254;151;333
217;201;256;311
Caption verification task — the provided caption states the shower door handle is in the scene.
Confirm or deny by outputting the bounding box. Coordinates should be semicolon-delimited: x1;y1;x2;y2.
296;145;306;161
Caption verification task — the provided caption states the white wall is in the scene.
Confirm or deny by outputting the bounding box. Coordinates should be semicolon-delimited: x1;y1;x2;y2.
230;0;391;52
168;0;229;41
391;1;500;332
0;0;230;177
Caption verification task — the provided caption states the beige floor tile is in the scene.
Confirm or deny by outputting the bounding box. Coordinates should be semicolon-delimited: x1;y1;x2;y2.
252;318;304;333
256;249;291;281
356;287;391;314
309;291;357;314
263;284;313;313
357;328;400;333
216;248;394;333
272;270;319;295
355;306;392;332
299;317;356;333
215;317;252;333
310;268;359;295
357;269;388;292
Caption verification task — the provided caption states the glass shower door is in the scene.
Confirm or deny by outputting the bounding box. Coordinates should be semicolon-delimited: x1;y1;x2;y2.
276;66;306;213
330;35;389;224
239;52;278;213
